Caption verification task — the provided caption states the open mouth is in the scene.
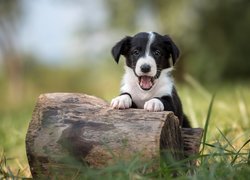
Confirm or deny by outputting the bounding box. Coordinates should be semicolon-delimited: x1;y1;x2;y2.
138;76;155;90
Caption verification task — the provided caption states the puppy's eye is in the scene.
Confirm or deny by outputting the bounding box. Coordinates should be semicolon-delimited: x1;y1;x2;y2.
132;49;140;56
154;50;161;57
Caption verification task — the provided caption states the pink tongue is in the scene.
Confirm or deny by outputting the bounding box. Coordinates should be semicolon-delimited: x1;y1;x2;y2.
139;76;153;90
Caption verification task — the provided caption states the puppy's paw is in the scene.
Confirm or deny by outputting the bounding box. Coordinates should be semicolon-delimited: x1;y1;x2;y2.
111;95;132;109
144;98;164;112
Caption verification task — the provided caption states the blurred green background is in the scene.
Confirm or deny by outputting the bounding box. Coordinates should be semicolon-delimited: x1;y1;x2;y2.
0;0;250;176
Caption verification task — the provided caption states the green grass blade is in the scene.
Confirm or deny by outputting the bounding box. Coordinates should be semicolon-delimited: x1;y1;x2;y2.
248;151;250;165
200;93;216;157
217;127;237;152
204;142;235;154
201;152;249;157
231;138;250;165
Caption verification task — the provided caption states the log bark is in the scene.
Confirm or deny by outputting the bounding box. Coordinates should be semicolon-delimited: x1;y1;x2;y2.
26;93;203;178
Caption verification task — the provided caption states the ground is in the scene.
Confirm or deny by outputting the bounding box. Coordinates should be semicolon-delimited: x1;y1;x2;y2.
0;81;250;179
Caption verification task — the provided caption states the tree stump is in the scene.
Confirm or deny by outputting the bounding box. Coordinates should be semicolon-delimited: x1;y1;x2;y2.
26;93;203;178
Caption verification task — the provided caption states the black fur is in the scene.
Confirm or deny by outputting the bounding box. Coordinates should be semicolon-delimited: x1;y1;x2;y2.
155;88;191;128
112;32;180;70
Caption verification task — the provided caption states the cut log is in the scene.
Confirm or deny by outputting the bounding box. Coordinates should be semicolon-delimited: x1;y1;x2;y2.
26;93;203;178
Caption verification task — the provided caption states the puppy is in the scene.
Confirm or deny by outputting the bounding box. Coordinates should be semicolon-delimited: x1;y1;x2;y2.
110;32;190;128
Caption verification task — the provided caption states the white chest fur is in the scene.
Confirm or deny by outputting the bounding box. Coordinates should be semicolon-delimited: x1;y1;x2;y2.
120;67;173;108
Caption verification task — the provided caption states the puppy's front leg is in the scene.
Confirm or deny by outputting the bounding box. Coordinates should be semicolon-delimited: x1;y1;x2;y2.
111;93;132;109
144;96;175;112
144;98;164;112
145;96;176;112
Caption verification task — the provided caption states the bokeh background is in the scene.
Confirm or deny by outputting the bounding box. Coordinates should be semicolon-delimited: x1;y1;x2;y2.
0;0;250;176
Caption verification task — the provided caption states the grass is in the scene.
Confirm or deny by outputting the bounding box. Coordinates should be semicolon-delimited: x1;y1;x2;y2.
0;108;32;178
0;76;250;179
0;151;31;179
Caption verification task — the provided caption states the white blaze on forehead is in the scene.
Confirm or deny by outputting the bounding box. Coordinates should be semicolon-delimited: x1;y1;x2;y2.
145;32;155;57
135;32;157;77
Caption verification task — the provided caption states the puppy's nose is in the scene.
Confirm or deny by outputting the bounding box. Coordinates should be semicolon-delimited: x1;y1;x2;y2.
140;64;151;73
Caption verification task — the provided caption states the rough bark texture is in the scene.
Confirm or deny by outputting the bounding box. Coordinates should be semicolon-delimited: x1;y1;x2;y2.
26;93;203;178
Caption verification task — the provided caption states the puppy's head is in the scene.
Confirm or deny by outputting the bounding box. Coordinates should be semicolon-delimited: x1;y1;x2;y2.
111;32;180;91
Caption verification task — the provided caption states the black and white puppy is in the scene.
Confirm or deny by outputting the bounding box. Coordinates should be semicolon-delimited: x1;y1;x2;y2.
110;32;190;128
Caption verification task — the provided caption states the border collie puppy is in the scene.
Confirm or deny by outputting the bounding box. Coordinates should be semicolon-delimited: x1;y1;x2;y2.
110;32;190;128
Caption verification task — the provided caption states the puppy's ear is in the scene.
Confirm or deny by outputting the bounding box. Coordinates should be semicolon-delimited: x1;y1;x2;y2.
163;35;180;65
111;36;131;63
